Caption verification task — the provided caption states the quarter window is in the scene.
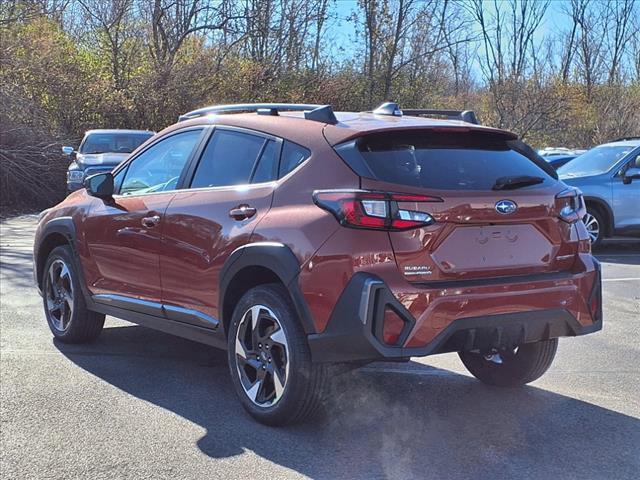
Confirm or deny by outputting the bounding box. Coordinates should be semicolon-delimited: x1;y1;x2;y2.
279;141;311;178
119;129;202;196
191;130;266;188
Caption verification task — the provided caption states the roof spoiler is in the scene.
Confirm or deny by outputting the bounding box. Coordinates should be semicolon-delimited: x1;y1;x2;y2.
372;102;480;125
178;103;338;125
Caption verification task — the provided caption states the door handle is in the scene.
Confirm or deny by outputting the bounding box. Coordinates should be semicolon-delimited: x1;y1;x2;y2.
229;205;257;220
141;215;161;228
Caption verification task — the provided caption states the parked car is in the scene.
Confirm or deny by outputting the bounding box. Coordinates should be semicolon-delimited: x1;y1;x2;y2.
35;102;602;425
63;129;154;192
545;154;577;170
538;147;586;157
558;137;640;247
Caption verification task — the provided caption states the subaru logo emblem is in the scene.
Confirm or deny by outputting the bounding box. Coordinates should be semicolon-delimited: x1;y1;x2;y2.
495;200;517;214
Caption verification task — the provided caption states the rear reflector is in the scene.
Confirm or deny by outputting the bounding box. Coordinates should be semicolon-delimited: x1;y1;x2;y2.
313;190;442;231
382;308;405;345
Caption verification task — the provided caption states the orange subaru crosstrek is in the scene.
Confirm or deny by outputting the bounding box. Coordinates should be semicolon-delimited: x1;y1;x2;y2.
34;102;602;425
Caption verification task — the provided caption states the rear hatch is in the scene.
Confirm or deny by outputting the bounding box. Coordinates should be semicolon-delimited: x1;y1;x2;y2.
335;129;580;282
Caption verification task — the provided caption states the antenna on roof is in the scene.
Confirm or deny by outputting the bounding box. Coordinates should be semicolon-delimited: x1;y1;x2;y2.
372;102;403;117
304;105;338;124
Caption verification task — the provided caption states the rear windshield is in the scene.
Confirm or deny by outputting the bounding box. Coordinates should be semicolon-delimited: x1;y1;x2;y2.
80;132;153;154
341;131;553;190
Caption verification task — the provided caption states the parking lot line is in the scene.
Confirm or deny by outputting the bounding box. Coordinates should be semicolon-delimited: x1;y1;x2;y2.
601;277;640;282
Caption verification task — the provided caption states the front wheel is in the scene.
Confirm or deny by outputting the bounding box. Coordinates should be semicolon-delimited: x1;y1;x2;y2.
458;339;558;387
42;245;105;343
227;284;328;426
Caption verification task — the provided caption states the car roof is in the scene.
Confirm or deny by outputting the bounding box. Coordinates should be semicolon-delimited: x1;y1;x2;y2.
596;139;640;148
84;129;155;135
167;111;517;147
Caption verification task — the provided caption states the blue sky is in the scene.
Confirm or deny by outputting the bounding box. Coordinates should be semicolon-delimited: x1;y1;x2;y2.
327;0;573;59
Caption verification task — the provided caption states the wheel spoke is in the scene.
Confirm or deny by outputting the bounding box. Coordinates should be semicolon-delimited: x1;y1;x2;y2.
48;266;57;288
250;305;262;345
273;367;285;398
245;380;261;403
235;335;248;360
269;326;287;348
62;289;73;307
59;263;70;282
59;301;68;329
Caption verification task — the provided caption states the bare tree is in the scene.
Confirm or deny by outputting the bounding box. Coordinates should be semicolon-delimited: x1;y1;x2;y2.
143;0;241;76
466;0;557;136
602;0;637;84
76;0;139;90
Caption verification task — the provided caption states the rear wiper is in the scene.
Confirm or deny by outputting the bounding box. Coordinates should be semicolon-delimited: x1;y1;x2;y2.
492;175;544;190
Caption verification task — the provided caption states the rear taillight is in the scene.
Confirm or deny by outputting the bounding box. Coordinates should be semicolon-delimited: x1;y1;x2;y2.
555;187;586;223
313;190;442;231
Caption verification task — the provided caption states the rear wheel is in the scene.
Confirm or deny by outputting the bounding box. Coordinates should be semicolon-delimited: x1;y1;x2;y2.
227;284;328;426
42;245;105;343
458;339;558;387
583;207;605;248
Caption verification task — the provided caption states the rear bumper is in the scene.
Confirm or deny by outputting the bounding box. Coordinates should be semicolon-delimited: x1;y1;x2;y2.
308;261;602;363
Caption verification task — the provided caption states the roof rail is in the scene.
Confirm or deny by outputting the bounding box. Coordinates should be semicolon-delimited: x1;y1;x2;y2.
371;102;480;125
611;136;640;142
178;103;338;124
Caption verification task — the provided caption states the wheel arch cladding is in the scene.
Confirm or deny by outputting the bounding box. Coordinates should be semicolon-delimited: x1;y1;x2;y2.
583;196;614;236
35;217;77;290
219;242;316;337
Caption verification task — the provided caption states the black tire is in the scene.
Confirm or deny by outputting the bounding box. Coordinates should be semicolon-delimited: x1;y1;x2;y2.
458;339;558;387
583;206;605;249
227;284;328;426
42;245;105;343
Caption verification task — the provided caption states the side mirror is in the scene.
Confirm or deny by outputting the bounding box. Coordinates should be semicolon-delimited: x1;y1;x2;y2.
62;146;76;160
623;167;640;184
84;172;114;198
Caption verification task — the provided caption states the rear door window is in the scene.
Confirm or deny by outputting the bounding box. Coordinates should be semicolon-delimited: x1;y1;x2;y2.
251;139;278;183
345;131;553;190
191;130;265;188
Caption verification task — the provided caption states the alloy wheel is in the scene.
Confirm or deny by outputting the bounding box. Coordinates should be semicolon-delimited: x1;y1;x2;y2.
583;212;600;244
234;305;290;407
45;259;74;332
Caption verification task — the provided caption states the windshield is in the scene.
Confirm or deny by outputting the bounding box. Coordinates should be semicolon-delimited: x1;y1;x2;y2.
80;132;153;154
558;145;634;177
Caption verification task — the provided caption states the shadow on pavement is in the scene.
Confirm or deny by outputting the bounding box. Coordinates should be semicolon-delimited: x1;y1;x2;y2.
56;324;640;479
0;216;38;289
594;239;640;265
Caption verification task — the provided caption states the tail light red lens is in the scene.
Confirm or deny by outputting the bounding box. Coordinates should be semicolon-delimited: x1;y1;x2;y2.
313;190;442;231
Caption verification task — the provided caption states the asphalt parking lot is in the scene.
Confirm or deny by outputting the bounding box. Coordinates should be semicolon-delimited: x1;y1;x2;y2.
1;215;638;480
